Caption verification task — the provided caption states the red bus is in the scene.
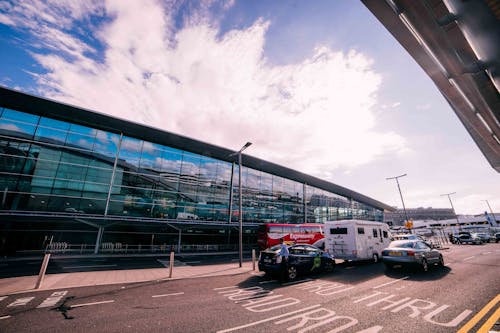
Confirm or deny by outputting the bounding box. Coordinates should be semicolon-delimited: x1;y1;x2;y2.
257;223;325;250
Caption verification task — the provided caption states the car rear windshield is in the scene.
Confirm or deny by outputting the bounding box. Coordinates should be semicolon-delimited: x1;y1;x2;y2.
389;241;416;248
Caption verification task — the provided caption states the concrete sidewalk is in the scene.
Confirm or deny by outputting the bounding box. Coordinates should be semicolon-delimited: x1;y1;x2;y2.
0;261;257;296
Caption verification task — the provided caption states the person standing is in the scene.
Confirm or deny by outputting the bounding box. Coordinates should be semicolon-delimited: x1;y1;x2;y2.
278;238;289;280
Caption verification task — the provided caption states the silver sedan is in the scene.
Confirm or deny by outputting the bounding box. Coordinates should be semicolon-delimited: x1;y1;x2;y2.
381;240;444;272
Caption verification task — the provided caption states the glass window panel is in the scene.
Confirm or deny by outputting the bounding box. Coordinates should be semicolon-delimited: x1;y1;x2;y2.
93;130;120;158
66;128;95;151
1;108;39;124
0;118;37;136
139;142;163;170
119;136;143;167
34;125;68;144
39;117;70;131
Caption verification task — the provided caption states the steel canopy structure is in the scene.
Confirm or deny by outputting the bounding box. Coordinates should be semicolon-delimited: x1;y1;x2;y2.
362;0;500;172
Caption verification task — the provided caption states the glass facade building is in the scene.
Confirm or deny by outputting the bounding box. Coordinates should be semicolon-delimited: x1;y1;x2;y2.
0;86;392;254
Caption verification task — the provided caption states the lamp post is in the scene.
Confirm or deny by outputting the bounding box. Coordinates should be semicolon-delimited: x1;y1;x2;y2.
482;200;497;226
386;174;410;230
229;142;252;267
441;192;460;228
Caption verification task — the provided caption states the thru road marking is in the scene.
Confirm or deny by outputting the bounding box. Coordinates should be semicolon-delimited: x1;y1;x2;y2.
373;276;409;289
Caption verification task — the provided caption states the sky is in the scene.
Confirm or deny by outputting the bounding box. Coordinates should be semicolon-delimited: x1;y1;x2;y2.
0;0;498;215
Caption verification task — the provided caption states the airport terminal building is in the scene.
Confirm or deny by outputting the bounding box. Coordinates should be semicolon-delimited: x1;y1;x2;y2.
0;86;393;254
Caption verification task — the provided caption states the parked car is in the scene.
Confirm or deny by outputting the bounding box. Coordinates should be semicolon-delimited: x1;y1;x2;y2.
474;233;491;243
258;244;335;280
495;233;500;243
454;232;483;245
381;240;444;272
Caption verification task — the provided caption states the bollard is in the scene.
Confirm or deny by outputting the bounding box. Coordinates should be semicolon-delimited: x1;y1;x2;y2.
168;251;174;278
252;249;256;271
35;253;51;289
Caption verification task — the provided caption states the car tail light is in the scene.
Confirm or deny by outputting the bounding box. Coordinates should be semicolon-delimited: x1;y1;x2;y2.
406;251;415;256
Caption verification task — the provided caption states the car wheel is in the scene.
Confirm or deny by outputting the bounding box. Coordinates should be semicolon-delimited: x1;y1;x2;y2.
324;260;335;273
438;255;444;267
287;266;298;281
421;259;428;272
372;253;379;263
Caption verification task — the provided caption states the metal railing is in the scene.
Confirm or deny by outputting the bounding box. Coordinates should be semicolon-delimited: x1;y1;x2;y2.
42;242;247;255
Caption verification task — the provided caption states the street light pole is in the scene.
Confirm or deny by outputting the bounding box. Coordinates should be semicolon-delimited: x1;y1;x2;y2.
441;192;460;227
386;174;410;229
482;200;497;226
230;142;252;268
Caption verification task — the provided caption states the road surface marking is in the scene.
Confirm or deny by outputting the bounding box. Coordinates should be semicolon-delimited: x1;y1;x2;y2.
0;296;7;302
7;297;34;307
214;286;238;290
259;280;278;284
152;292;185;298
216;304;321;333
71;300;115;308
482;252;492;255
37;291;68;308
373;276;409;289
281;278;313;286
463;256;475;261
477;302;500;333
62;264;117;269
457;294;500;333
0;315;11;320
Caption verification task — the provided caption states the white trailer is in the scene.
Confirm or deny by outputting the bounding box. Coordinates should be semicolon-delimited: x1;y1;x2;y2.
324;220;391;262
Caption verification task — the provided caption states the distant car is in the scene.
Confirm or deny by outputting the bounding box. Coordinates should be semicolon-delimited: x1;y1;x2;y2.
381;240;444;272
258;244;335;280
454;233;482;245
474;233;491;243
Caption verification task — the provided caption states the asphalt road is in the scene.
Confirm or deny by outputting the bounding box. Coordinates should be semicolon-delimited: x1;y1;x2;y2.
1;243;499;333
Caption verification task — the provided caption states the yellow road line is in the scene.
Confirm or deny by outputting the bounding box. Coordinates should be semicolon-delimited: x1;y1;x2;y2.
477;304;500;333
457;294;500;333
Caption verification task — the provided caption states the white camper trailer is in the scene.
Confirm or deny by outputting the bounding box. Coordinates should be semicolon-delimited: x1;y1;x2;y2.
324;220;391;262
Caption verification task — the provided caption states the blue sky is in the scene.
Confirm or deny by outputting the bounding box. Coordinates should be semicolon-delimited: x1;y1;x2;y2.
0;0;498;215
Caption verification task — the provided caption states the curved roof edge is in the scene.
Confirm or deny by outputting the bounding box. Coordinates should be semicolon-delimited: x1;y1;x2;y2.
0;85;394;211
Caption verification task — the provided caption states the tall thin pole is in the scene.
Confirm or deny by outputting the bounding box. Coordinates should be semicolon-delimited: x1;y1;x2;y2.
441;192;460;227
483;200;497;225
386;174;409;227
238;151;243;267
230;142;252;268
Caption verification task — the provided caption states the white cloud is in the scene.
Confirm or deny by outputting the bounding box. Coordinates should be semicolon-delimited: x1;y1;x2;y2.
1;0;407;180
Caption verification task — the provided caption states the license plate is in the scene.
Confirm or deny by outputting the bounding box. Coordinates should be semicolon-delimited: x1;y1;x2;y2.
389;251;402;256
263;258;271;263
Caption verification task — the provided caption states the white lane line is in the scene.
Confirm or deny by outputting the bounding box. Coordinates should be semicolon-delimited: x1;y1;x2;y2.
463;256;475;261
62;264;117;269
281;278;313;286
259;280;278;284
0;296;7;302
71;300;115;308
37;291;68;308
373;276;409;289
213;286;238;290
0;315;11;320
482;252;492;255
152;292;184;298
216;304;321;333
8;297;35;307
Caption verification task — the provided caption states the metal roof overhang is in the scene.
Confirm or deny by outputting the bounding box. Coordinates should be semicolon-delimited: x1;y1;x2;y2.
362;0;500;172
0;86;394;212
